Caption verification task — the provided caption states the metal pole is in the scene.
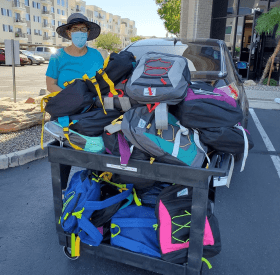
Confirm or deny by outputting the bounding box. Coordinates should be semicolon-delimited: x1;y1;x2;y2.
11;39;16;103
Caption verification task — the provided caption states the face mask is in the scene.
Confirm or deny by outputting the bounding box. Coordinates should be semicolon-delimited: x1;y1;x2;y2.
71;31;88;48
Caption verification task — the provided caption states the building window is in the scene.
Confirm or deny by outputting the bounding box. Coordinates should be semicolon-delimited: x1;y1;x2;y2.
7;9;12;17
25;0;29;6
225;26;232;35
26;13;30;21
58;21;61;26
38;16;41;23
52;31;56;37
39;30;42;36
9;25;13;32
1;8;7;16
51;7;54;13
57;9;60;14
62;10;65;15
37;3;40;9
27;28;31;35
52;19;55;26
32;1;36;8
44;32;48;37
61;0;65;7
57;0;60;5
34;29;38;35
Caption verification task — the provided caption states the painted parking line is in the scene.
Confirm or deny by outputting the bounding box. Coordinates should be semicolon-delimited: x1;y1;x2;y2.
249;108;280;179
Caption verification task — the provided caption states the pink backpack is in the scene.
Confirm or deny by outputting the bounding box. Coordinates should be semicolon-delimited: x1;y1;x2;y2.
155;185;221;264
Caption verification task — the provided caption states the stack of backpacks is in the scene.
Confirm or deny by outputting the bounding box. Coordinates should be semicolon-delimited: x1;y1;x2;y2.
42;50;254;264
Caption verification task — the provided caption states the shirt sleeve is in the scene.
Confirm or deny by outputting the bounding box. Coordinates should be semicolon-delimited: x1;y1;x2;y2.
95;50;104;69
46;54;59;79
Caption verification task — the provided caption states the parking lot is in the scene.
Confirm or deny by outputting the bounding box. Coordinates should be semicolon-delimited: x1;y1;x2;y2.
0;63;49;101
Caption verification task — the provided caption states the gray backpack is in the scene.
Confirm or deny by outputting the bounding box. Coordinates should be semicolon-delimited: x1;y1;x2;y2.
125;51;191;105
121;106;209;167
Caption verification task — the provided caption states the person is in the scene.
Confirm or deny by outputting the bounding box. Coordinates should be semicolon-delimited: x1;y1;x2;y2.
46;13;103;92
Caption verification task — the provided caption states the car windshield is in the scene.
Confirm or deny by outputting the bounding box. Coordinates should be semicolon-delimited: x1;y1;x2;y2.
125;41;221;72
21;50;33;55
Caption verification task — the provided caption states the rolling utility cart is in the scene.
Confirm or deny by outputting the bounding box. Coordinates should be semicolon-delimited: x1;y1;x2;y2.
48;140;231;275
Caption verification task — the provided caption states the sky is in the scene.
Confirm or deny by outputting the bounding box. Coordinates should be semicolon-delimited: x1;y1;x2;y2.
86;0;168;37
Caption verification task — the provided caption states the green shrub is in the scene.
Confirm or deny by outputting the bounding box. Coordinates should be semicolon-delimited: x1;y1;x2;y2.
263;78;278;86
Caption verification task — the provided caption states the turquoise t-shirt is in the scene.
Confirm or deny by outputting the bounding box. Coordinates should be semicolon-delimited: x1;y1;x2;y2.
46;47;104;89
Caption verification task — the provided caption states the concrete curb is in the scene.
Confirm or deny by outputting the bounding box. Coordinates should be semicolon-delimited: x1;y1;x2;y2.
0;140;54;170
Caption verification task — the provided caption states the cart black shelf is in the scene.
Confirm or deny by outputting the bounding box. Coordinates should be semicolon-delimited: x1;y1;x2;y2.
48;140;230;275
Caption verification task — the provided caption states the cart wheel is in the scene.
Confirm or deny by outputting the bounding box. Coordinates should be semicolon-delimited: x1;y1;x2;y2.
63;246;79;260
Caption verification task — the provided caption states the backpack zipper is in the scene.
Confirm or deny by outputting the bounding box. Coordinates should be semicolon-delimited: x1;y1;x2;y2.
62;193;82;226
132;82;172;87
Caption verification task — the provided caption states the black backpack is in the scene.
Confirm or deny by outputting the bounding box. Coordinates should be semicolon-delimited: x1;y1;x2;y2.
44;79;95;120
169;82;243;129
155;185;221;264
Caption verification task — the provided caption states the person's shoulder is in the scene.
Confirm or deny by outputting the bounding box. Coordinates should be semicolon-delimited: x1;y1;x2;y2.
50;48;63;60
87;47;103;57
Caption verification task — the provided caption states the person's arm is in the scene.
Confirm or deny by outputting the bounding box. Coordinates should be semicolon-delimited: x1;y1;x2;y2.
46;76;62;93
45;52;62;93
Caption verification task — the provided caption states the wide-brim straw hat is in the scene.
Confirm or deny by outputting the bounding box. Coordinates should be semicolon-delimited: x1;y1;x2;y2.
56;13;101;41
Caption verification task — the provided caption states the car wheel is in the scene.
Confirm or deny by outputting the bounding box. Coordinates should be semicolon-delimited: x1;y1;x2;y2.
29;59;33;65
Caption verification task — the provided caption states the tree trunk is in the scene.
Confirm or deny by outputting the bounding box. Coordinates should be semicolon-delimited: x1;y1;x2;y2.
267;39;280;86
259;56;272;84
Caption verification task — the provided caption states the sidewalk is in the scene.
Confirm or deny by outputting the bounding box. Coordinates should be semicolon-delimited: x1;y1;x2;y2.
245;87;280;110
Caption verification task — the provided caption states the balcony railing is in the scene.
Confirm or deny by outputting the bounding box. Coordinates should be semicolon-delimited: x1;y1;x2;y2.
41;0;52;4
14;18;26;24
43;36;51;40
42;10;51;15
42;23;51;28
15;32;27;38
12;2;25;9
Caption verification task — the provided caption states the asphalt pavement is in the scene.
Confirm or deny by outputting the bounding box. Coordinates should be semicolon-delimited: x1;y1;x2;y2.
0;108;280;275
0;63;48;100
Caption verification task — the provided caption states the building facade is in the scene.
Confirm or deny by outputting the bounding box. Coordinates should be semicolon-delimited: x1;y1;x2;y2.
0;0;137;49
180;0;280;80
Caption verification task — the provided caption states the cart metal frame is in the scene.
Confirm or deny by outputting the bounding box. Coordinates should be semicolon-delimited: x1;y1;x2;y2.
48;140;230;275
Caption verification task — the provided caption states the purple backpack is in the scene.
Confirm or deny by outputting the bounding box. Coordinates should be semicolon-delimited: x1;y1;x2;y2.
170;82;243;129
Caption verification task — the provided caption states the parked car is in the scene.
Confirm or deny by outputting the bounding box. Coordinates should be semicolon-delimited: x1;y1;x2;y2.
123;38;249;128
0;48;29;66
27;46;57;61
20;50;45;65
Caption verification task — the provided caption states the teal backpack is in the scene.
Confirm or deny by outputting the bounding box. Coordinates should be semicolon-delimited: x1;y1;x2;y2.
44;120;105;153
121;106;209;167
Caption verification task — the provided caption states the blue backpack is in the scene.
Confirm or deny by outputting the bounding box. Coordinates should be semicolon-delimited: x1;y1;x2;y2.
60;170;133;247
110;205;161;258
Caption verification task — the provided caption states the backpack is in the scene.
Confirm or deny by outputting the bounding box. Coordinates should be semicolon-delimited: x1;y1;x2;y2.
83;51;136;113
125;51;190;105
121;106;209;167
102;132;156;190
60;170;133;248
95;80;138;112
137;182;171;208
155;185;221;264
44;121;105;153
199;125;254;171
64;109;121;137
110;205;161;258
42;79;95;121
169;82;244;129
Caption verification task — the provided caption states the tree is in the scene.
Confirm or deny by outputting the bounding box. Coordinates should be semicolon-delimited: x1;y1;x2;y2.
131;36;144;43
255;6;280;85
155;0;181;37
96;32;122;52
